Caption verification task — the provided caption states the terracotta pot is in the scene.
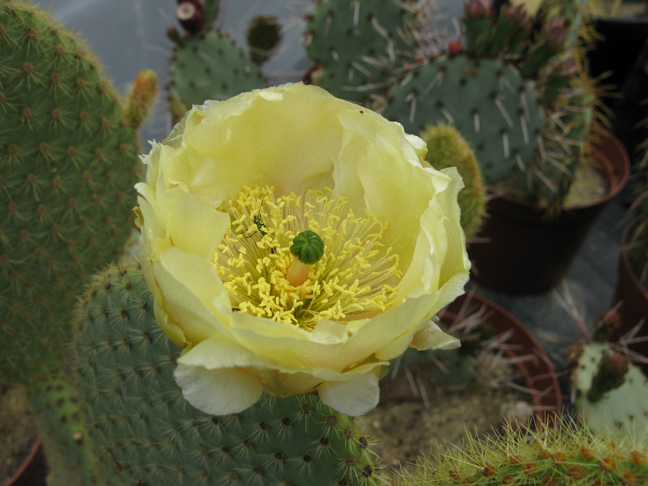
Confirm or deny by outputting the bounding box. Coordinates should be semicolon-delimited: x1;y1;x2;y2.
439;292;563;417
5;437;47;486
612;219;648;373
469;129;630;294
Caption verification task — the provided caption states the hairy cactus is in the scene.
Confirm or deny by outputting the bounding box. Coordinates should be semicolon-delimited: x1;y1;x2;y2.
0;0;156;384
420;123;487;237
305;0;420;104
398;416;648;485
74;261;385;486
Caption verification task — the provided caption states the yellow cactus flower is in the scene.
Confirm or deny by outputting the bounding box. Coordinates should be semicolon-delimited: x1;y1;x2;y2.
135;83;469;417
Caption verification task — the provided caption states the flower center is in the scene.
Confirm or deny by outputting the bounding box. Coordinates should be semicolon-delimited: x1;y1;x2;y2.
213;186;402;330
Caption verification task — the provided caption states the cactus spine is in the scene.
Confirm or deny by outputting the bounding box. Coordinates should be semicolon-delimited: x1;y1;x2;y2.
398;416;648;485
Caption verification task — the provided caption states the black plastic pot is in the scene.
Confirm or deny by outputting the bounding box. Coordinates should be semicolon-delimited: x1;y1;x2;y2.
469;130;630;294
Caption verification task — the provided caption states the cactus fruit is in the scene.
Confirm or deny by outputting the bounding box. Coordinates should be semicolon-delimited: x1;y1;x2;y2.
398;416;648;485
0;0;156;384
246;15;282;65
382;56;544;187
75;261;385;486
420;123;487;238
28;369;100;485
305;0;420;104
569;342;648;446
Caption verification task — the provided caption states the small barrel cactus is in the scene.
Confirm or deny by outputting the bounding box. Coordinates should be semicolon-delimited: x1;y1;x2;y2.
420;123;487;238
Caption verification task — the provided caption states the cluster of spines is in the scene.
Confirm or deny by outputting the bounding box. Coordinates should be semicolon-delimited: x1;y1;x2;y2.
75;261;385;486
0;0;151;384
399;416;648;485
304;0;420;105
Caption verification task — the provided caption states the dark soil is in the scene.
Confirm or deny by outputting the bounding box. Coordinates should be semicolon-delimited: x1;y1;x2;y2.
0;383;38;483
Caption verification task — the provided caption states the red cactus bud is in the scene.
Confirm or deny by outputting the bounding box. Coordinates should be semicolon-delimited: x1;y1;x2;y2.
177;1;204;35
448;40;462;55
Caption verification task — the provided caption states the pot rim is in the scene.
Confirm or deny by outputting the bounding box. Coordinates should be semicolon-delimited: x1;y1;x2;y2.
440;291;563;416
489;128;631;213
620;218;648;301
6;436;42;486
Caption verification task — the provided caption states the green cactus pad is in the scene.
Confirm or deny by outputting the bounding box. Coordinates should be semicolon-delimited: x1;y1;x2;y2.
382;55;544;185
0;0;142;384
75;261;384;486
571;342;648;446
28;370;100;485
169;31;266;121
305;0;419;104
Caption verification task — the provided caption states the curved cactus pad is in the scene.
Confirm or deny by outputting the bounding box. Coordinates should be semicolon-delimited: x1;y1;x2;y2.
382;55;544;185
75;262;384;486
0;0;140;383
305;0;419;104
170;31;266;119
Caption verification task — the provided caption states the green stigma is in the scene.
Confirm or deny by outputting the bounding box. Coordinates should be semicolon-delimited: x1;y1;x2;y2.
290;230;325;265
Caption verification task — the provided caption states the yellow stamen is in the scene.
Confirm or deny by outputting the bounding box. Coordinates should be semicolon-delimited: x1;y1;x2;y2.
213;186;401;330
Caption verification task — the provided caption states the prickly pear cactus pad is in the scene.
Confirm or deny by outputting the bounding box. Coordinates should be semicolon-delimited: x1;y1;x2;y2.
382;55;544;185
571;342;648;446
76;262;385;486
305;0;420;104
0;0;142;383
169;31;266;120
